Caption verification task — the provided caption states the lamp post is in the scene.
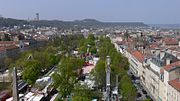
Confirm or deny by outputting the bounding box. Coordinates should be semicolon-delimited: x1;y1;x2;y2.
106;56;111;101
12;67;19;101
87;44;91;53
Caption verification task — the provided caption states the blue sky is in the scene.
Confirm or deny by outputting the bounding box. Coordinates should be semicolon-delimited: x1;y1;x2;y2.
0;0;180;24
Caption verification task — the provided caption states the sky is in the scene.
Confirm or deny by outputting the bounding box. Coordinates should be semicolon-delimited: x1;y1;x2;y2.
0;0;180;24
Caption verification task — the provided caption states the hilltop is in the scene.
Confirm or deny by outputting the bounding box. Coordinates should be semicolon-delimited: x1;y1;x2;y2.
0;17;148;28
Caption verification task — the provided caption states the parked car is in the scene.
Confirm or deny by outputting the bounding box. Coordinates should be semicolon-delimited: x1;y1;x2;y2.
137;92;142;98
142;89;147;95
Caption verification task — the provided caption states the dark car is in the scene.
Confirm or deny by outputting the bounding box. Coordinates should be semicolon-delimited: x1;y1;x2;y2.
137;92;142;98
142;89;147;94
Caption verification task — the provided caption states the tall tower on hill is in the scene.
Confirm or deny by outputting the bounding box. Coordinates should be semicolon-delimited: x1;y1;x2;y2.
36;13;39;21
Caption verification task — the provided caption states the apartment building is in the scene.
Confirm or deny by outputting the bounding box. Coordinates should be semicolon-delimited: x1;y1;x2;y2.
126;49;180;101
168;78;180;101
110;33;180;101
159;61;180;101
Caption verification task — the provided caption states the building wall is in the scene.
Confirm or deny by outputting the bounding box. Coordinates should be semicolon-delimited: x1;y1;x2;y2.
128;52;143;77
149;69;159;100
0;51;6;59
169;69;179;81
6;48;20;58
149;61;161;73
158;78;167;101
168;84;180;101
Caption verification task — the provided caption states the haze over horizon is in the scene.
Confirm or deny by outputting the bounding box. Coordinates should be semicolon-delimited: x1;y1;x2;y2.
0;0;180;24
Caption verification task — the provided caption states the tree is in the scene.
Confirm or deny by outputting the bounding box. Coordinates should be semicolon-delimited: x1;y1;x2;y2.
3;34;11;41
78;34;97;55
4;57;13;68
120;75;136;101
92;59;106;89
22;60;41;85
144;99;151;101
73;96;91;101
52;57;84;98
52;34;85;55
15;51;32;69
91;36;136;100
90;46;97;54
72;83;102;101
87;34;95;42
33;51;57;71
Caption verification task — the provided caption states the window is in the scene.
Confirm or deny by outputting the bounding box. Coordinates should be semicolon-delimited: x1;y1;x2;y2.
131;59;138;67
160;74;164;82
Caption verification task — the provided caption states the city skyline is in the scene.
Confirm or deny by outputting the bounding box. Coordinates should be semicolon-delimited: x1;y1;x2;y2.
0;0;180;24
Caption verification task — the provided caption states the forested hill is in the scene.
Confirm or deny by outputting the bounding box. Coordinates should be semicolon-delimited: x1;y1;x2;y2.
0;18;148;28
0;17;29;27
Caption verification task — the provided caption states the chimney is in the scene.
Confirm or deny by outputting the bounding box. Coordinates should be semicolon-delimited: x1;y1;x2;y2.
160;51;165;60
166;58;171;65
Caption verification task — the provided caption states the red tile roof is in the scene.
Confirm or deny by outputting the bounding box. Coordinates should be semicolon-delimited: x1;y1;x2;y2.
168;78;180;92
164;61;180;72
0;32;7;35
0;47;6;52
0;41;18;45
132;51;145;63
5;45;19;50
149;43;159;49
163;38;178;45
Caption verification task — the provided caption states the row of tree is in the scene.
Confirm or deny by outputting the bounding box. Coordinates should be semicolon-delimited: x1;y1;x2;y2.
52;34;136;100
92;36;136;101
52;34;102;100
78;34;97;55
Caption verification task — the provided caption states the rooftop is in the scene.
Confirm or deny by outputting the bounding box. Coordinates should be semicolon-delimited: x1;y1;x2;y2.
168;78;180;92
151;52;179;67
164;61;180;72
132;51;145;63
163;38;178;45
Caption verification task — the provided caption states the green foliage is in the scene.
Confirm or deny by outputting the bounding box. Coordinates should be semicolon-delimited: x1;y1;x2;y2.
22;60;41;84
90;46;97;54
120;75;136;101
73;83;102;101
73;96;91;101
144;99;151;101
14;47;59;85
33;51;56;70
52;57;84;98
87;34;96;41
78;34;97;55
2;34;11;41
4;57;13;68
52;34;84;54
92;59;106;87
0;18;29;27
92;36;136;100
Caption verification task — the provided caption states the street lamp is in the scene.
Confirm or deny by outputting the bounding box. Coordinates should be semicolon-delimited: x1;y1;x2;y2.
87;44;91;53
106;56;111;101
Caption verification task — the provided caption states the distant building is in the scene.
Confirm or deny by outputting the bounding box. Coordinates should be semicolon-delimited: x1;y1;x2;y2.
36;13;39;21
